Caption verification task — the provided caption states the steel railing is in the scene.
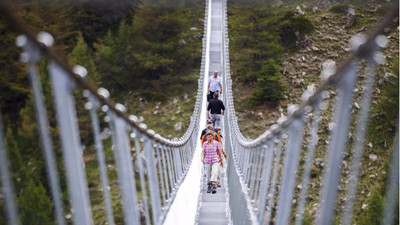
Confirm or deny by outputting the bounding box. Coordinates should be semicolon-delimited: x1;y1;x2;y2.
0;1;398;225
0;1;209;224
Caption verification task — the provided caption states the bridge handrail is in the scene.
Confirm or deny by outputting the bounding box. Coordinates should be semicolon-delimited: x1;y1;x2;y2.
0;1;210;225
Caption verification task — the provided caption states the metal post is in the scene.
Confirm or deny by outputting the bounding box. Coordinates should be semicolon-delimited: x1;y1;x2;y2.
24;41;66;225
164;145;175;197
143;136;162;224
159;144;170;201
49;61;93;225
0;110;19;225
109;113;140;225
317;63;357;225
88;95;115;225
265;134;284;225
382;133;399;225
257;141;274;223
275;110;306;225
295;99;322;225
342;57;378;225
131;129;151;225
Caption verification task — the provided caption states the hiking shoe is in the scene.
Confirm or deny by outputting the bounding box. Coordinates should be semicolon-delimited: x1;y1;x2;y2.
212;184;217;194
207;184;212;193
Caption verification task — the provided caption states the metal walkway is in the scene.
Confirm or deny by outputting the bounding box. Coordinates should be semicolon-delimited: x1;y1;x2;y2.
197;172;229;225
208;0;223;76
196;1;230;224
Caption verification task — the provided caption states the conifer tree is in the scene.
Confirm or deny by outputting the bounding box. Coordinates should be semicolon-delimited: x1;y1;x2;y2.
68;34;97;145
251;59;287;106
18;180;55;225
132;3;181;80
6;128;55;224
69;33;100;84
5;128;28;190
95;21;136;91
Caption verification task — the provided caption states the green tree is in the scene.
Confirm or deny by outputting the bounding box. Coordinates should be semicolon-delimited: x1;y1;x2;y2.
95;2;201;96
69;33;99;84
95;21;136;91
18;180;55;225
69;34;97;146
5;127;54;223
131;3;183;80
5;128;28;190
229;4;285;84
251;59;287;106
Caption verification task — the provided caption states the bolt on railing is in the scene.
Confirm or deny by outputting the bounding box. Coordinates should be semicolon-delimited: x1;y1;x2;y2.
221;0;398;224
0;1;209;224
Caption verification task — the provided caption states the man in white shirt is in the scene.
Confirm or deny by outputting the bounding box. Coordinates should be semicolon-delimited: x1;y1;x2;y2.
207;71;223;102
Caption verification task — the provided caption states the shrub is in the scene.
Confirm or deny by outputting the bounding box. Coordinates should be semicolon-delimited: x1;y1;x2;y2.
329;4;350;14
251;59;287;106
277;13;314;50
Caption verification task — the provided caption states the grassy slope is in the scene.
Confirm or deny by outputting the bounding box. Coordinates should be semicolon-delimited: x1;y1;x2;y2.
228;1;398;224
230;1;398;139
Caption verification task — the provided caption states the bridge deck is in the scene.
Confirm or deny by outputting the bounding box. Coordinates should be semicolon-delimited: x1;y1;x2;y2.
196;0;230;224
197;171;229;225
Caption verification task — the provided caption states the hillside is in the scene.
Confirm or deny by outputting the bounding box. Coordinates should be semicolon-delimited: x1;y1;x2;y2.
228;1;398;224
229;1;398;139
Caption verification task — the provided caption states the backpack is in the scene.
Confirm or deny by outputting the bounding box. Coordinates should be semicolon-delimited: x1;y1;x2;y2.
201;134;221;145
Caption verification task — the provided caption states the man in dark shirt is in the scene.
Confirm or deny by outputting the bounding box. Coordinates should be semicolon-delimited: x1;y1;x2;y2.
207;92;225;128
200;120;214;140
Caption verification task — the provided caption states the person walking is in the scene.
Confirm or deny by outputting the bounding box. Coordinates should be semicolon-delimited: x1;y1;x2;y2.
207;71;222;102
215;127;226;160
215;127;223;140
214;127;227;187
201;132;222;194
201;126;220;145
200;119;214;140
207;92;225;128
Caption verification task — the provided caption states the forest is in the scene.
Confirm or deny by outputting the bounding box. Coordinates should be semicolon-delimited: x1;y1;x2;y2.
0;0;398;224
1;0;204;224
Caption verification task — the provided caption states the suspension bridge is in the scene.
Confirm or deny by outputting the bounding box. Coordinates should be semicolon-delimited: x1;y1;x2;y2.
0;0;398;225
